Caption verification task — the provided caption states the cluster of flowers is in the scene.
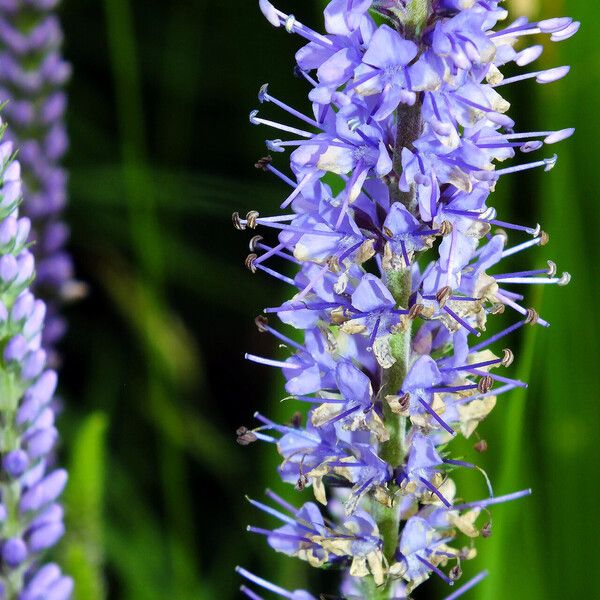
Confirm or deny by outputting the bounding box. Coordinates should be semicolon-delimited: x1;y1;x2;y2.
0;136;71;597
235;0;577;598
0;0;75;365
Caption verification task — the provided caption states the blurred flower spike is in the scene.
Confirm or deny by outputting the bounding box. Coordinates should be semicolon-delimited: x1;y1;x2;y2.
0;133;71;596
0;0;78;367
236;0;578;597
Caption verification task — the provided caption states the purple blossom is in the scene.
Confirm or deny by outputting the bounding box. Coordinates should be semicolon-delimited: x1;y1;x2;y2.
236;0;578;597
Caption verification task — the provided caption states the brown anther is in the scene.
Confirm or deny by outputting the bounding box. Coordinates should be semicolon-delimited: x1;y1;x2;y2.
474;439;488;453
295;474;308;491
383;225;393;238
249;235;264;252
232;211;245;230
254;315;269;333
291;412;303;429
481;522;492;538
489;302;505;315
478;375;494;394
245;253;258;273
501;348;514;368
327;255;340;273
436;286;453;308
439;220;453;236
546;260;557;277
408;303;425;320
450;565;463;581
399;393;410;412
236;426;258;446
246;210;259;229
525;308;539;325
254;155;273;171
538;230;550;246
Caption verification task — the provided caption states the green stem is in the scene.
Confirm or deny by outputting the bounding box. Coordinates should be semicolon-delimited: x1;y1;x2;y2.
370;3;431;597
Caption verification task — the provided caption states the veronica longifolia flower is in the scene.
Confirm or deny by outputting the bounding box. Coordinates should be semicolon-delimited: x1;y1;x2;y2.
0;132;71;598
0;0;76;366
236;1;578;598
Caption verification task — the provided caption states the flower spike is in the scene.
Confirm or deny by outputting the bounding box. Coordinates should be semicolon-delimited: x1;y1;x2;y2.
236;0;578;597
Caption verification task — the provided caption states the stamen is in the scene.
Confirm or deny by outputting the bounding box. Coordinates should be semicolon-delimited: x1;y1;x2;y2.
440;357;503;372
265;489;297;514
246;496;302;528
240;585;264;600
417;397;456;435
493;66;570;87
468;368;527;389
443;571;489;600
280;171;319;209
416;554;454;584
250;110;314;138
258;84;321;128
255;316;305;351
245;354;299;370
237;566;300;599
481;154;557;178
452;489;532;511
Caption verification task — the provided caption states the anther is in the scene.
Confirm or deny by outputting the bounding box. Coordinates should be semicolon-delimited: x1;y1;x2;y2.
236;426;258;446
489;303;505;315
232;211;245;230
450;565;463;582
291;412;303;428
546;260;557;277
383;226;393;238
249;235;264;252
408;303;425;320
538;230;550;245
245;254;258;273
436;286;453;308
295;474;308;491
255;315;269;333
254;155;273;171
439;220;453;236
501;348;514;367
478;376;494;394
525;308;539;325
481;522;492;538
543;154;558;171
474;439;488;453
495;228;508;244
327;255;340;273
558;272;571;286
246;211;260;229
258;83;269;103
284;14;296;33
399;393;410;412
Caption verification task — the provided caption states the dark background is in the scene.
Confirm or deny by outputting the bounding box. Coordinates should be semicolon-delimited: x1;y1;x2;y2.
50;0;599;598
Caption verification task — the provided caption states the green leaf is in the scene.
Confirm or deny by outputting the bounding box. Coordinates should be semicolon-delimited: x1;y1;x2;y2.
62;412;109;600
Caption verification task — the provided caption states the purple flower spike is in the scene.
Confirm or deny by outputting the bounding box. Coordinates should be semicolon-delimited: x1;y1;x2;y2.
0;0;77;367
235;0;577;597
0;138;71;595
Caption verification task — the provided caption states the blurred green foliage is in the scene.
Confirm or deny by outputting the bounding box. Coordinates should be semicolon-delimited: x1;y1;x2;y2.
51;0;599;598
